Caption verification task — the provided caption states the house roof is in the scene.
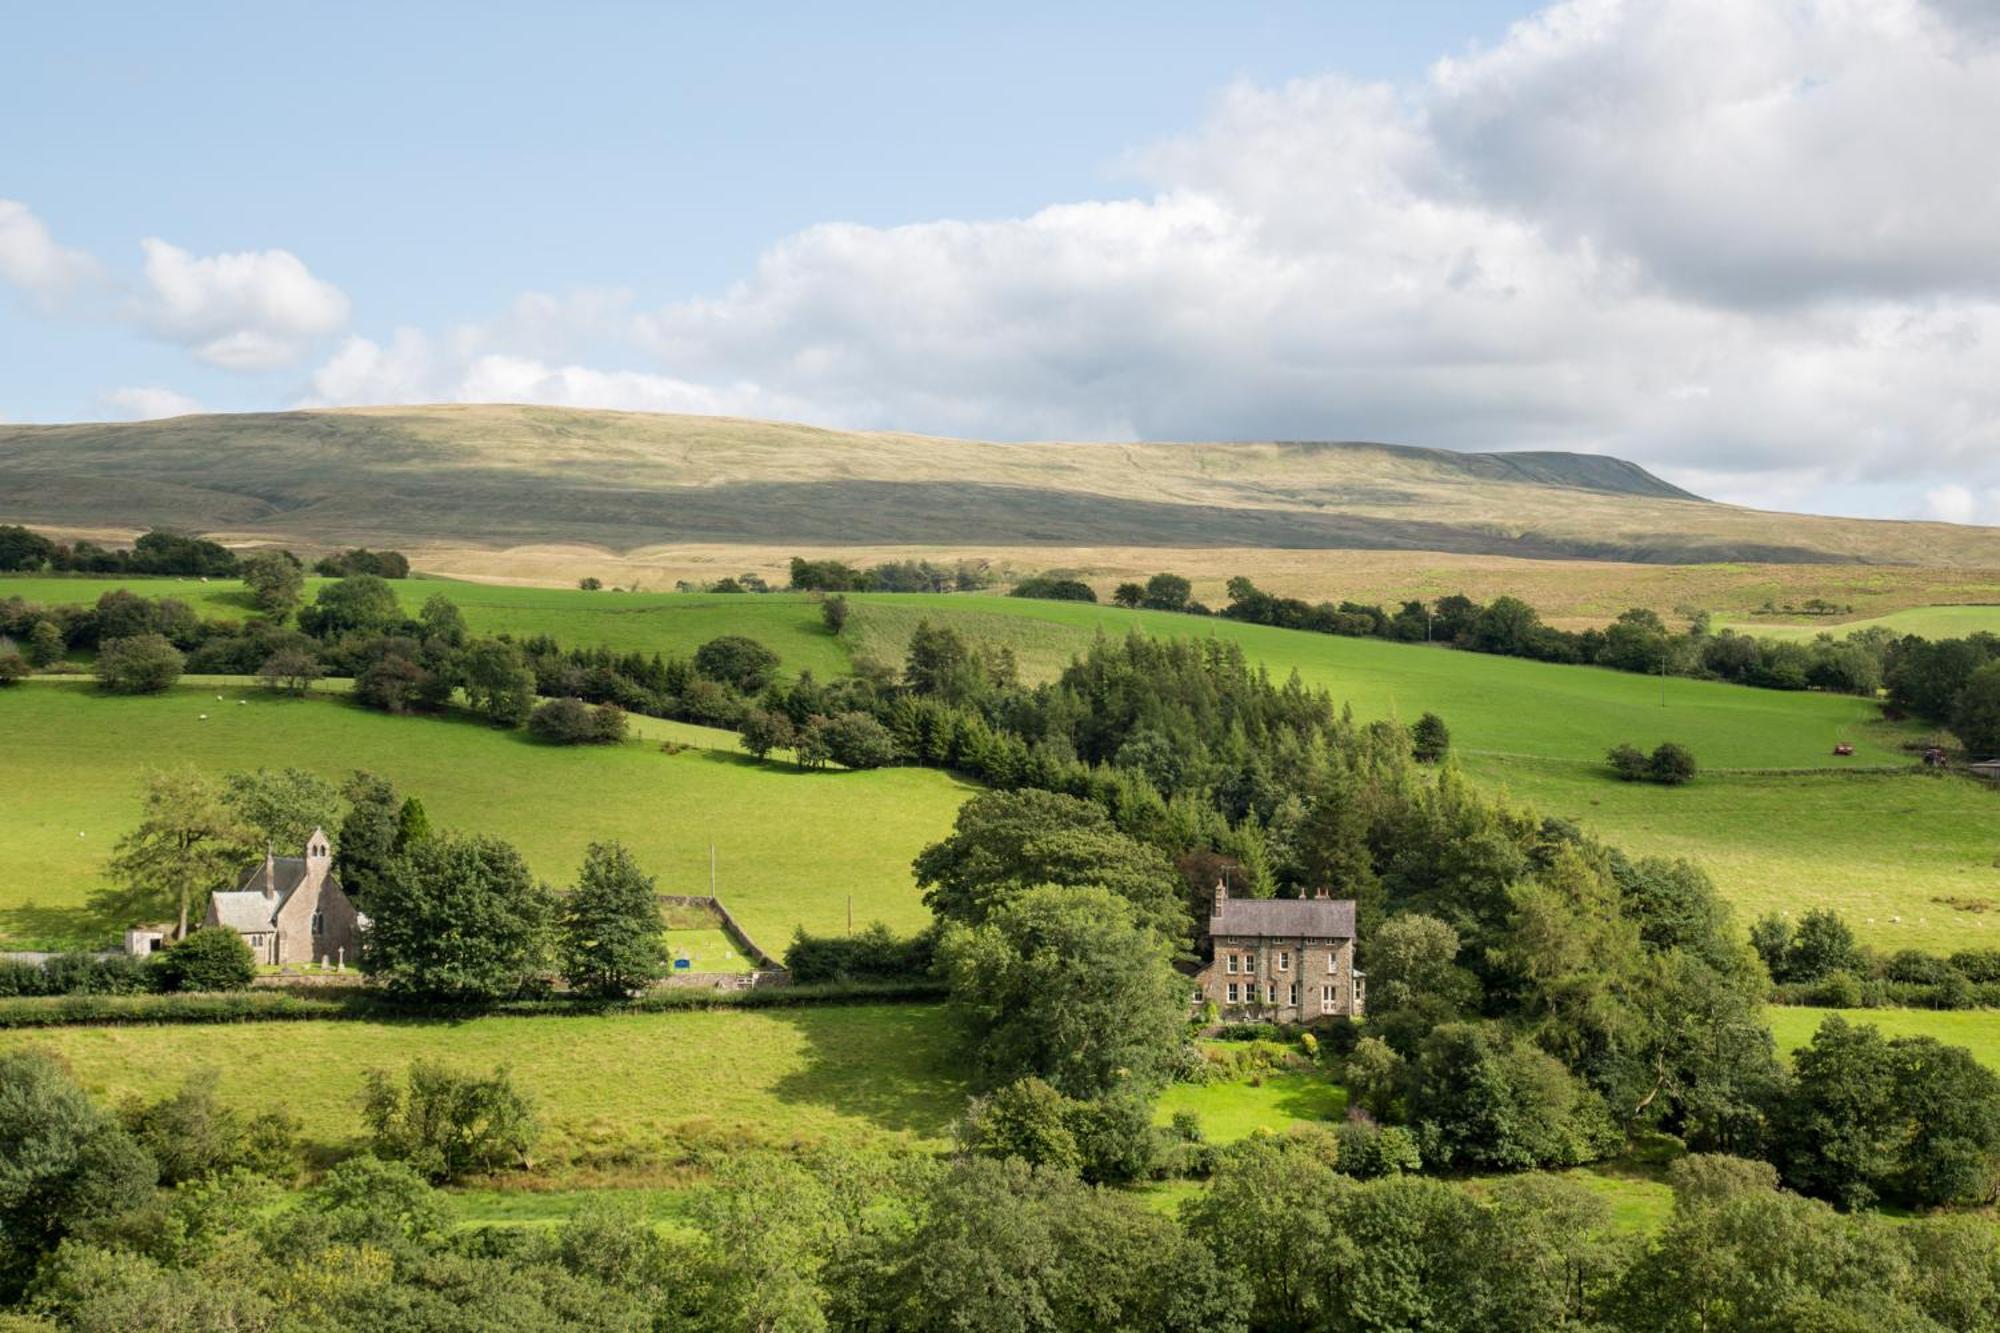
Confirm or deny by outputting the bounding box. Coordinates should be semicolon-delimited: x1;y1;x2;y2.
209;890;281;933
236;856;310;898
1211;896;1355;938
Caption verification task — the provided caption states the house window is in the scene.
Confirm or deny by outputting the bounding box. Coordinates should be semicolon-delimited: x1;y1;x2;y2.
1263;982;1275;1004
1321;985;1336;1014
1278;950;1290;971
1226;953;1238;974
1328;951;1339;974
1288;983;1298;1006
311;910;325;937
1226;982;1240;1004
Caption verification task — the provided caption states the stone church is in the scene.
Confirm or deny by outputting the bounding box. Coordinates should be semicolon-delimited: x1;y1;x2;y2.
201;827;365;966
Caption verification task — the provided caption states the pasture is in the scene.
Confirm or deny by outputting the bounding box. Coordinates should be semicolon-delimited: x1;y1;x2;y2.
1769;1007;2000;1071
1470;758;2000;955
0;574;851;680
0;1004;964;1165
0;682;971;949
1728;604;2000;642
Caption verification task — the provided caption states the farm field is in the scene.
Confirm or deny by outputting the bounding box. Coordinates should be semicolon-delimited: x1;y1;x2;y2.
844;595;1911;767
1727;604;2000;642
0;681;972;949
1769;1006;2000;1071
0;574;851;680
10;574;1992;948
1468;758;2000;955
0;1004;965;1166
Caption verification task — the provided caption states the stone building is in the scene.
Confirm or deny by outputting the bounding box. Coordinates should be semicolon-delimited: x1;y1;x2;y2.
201;827;365;966
1194;881;1364;1023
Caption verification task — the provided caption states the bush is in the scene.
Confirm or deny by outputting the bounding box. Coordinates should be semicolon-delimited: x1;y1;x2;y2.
821;710;899;769
783;923;935;983
94;633;184;693
0;650;25;686
1335;1118;1423;1179
121;1078;304;1186
1607;743;1649;781
1648;742;1699;785
821;594;849;633
527;696;627;744
152;928;256;993
693;635;780;692
360;1060;537;1182
1010;576;1097;603
1411;712;1450;762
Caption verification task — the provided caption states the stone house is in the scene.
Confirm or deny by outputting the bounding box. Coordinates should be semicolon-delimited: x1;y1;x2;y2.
201;828;364;966
1193;882;1364;1023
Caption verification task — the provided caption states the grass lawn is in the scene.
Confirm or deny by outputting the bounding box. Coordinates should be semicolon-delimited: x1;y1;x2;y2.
0;681;972;949
664;929;755;973
1768;1006;2000;1070
447;1185;696;1230
1468;758;2000;955
0;1004;965;1165
1154;1072;1348;1143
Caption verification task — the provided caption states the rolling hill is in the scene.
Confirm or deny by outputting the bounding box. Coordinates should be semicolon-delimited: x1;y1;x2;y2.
8;403;2000;567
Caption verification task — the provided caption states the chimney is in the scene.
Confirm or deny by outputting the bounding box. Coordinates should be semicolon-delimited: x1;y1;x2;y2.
262;844;277;900
1212;878;1228;918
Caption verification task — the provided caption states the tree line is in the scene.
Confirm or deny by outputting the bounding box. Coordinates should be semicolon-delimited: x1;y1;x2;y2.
0;525;409;580
4;1047;1997;1330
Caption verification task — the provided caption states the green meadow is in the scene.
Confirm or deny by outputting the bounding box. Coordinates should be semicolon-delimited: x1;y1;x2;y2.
9;575;1997;950
0;681;971;949
1155;1071;1349;1144
1769;1006;2000;1071
0;1005;964;1165
0;574;851;680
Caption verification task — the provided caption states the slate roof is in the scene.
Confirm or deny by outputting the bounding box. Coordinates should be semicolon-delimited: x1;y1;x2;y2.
235;857;309;898
208;890;281;933
1211;896;1356;938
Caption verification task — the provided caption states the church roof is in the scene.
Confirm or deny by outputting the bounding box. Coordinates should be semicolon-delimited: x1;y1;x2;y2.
208;890;281;933
1211;896;1355;938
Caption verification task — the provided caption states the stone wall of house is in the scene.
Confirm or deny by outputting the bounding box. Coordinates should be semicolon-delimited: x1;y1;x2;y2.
1199;934;1361;1023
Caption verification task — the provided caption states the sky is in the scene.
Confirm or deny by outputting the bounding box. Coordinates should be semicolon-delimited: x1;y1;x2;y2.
3;0;1997;523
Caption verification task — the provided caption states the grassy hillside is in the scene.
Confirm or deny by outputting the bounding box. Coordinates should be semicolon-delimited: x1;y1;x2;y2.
9;404;2000;566
1727;604;2000;642
1769;1007;2000;1071
0;1005;964;1165
0;682;970;949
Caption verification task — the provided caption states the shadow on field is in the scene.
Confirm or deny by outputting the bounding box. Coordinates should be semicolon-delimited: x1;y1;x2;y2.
763;1005;966;1138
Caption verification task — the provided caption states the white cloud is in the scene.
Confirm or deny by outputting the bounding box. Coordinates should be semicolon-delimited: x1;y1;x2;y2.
138;239;349;370
101;386;203;420
0;199;100;304
301;0;2000;517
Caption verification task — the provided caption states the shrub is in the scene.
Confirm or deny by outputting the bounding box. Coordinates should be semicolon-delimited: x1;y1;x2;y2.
360;1060;537;1182
693;635;780;693
0;650;25;686
152;928;256;993
1883;949;1955;986
1009;576;1097;603
528;696;627;745
1648;742;1699;785
821;594;849;633
121;1078;304;1186
94;633;184;693
784;923;935;983
1335;1118;1423;1178
1606;743;1649;781
1411;712;1450;762
1947;948;2000;983
821;710;899;769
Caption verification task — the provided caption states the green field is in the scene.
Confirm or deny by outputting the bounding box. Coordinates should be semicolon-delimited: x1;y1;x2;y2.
0;681;971;949
1;575;853;680
0;1005;964;1166
1728;605;2000;642
10;574;1994;950
1471;758;2000;954
1769;1006;2000;1070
